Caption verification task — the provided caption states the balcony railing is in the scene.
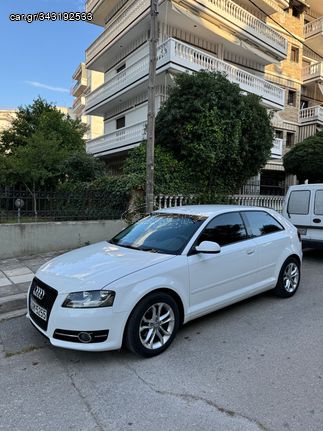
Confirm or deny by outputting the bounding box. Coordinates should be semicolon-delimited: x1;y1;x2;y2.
86;0;287;66
193;0;287;55
71;78;88;97
299;106;323;124
271;138;283;158
86;121;147;155
304;17;323;39
302;62;323;82
86;38;285;113
86;0;149;64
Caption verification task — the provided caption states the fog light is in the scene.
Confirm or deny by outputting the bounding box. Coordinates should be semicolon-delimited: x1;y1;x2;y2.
78;332;92;343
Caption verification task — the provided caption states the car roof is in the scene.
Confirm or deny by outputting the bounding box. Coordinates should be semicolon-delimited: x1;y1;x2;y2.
155;205;273;218
287;184;323;190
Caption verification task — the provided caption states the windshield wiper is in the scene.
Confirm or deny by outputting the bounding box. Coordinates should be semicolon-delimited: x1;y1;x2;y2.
139;247;162;253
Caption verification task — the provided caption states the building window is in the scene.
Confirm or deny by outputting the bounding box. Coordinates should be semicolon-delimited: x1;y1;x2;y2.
301;100;309;109
288;90;297;106
286;132;295;148
116;63;126;73
275;130;283;140
116;116;125;129
292;6;301;18
290;46;299;62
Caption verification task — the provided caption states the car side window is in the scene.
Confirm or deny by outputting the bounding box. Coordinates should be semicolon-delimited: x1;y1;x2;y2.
288;190;310;215
243;211;284;237
314;190;323;215
196;212;248;247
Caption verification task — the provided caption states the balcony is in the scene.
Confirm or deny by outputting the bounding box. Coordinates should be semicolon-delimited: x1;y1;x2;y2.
86;38;285;116
271;138;283;159
302;62;323;85
86;0;150;67
86;0;128;26
304;17;323;56
233;0;282;16
86;121;147;156
299;106;323;125
73;96;86;116
86;0;287;70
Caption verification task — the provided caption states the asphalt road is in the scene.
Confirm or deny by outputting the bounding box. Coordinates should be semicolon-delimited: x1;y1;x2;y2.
0;249;322;431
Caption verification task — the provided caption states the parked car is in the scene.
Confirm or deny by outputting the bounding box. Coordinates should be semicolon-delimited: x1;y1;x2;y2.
283;184;323;249
27;205;302;357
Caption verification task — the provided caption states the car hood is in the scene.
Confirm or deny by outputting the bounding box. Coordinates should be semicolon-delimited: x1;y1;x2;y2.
36;241;175;294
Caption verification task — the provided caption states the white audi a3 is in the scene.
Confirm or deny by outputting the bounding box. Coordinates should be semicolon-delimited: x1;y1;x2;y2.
27;205;302;357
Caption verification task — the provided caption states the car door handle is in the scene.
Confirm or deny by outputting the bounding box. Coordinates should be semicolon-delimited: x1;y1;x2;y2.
246;249;255;255
313;218;321;223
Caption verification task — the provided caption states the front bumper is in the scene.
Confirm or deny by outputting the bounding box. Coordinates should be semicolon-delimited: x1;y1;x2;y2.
27;287;129;352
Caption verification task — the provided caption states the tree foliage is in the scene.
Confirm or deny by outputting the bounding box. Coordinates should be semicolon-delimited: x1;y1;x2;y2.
283;132;323;183
154;71;273;192
0;97;102;189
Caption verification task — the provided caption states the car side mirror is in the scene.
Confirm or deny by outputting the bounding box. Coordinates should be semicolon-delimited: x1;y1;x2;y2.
195;241;221;254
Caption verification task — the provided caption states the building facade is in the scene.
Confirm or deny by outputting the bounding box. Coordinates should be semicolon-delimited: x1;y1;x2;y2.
83;0;323;191
71;63;104;140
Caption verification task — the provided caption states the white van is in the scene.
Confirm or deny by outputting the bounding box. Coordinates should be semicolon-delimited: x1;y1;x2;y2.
283;184;323;248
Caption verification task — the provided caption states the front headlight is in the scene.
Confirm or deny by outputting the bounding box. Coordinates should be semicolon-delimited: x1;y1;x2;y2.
62;290;115;309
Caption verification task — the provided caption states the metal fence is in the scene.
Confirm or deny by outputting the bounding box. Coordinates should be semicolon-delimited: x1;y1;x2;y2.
0;188;128;223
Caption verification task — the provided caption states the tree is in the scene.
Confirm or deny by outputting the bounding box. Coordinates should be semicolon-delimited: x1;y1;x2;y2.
60;153;106;183
283;132;323;183
155;71;274;192
0;98;95;215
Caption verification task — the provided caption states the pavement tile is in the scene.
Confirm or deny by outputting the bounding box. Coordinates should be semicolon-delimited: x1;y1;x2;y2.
14;282;32;294
0;284;20;298
0;278;12;287
3;267;34;277
9;273;34;284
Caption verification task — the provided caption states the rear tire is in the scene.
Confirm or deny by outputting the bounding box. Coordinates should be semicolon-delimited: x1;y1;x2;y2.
273;257;300;298
125;292;180;357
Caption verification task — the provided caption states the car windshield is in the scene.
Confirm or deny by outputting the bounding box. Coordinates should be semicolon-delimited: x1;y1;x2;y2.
109;213;207;255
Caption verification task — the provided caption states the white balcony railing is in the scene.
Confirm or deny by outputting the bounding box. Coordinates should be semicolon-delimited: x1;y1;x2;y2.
271;138;283;158
202;0;287;53
86;121;147;155
86;38;285;112
302;61;323;81
304;17;323;39
299;106;323;124
86;0;149;64
86;0;287;65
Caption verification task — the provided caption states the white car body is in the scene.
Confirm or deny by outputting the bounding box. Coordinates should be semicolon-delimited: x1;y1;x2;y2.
282;183;323;248
27;205;302;352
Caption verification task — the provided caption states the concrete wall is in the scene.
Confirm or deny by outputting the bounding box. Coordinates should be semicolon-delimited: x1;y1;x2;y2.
0;220;127;259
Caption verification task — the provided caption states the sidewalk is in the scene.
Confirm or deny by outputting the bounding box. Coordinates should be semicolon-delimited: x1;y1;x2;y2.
0;250;66;321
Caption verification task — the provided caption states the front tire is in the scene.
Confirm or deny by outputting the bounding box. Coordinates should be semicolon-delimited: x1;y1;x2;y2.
273;257;300;298
124;292;180;357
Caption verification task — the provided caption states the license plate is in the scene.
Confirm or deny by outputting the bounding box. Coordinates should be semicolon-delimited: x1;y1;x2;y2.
30;297;47;321
298;227;307;235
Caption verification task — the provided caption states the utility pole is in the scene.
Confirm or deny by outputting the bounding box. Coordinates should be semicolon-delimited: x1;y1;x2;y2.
146;0;159;213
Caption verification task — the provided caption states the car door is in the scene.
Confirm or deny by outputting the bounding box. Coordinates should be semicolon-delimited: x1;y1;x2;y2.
187;212;259;317
241;210;288;285
311;188;323;241
285;189;311;230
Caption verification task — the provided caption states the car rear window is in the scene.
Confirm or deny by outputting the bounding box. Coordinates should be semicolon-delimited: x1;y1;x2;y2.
314;190;323;215
243;211;284;237
287;190;310;215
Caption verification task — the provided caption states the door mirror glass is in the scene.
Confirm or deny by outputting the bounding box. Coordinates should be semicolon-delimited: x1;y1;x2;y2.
195;241;221;254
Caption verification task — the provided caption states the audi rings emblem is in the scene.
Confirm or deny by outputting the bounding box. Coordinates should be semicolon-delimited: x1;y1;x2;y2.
33;286;45;300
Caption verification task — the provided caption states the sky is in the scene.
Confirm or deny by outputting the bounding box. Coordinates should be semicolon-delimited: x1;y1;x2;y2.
0;0;102;109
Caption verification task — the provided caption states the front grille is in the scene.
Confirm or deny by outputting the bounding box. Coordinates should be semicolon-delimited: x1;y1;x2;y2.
29;278;58;331
53;329;109;344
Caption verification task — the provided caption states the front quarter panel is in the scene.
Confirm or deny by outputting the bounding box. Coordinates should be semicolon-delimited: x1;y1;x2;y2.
106;255;190;319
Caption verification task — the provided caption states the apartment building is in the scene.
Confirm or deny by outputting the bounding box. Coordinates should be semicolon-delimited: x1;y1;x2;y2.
83;0;323;192
71;63;104;140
